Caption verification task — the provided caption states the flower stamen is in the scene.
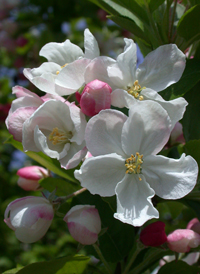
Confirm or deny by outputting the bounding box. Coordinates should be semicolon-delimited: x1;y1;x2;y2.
56;63;68;75
49;127;72;145
127;80;145;100
125;152;143;180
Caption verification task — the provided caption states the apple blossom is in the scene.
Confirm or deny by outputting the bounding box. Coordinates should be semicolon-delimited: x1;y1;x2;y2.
75;100;198;226
22;99;87;169
77;79;112;117
4;196;54;243
167;229;200;253
23;29;100;96
85;39;188;129
17;166;49;191
6;85;66;142
64;205;101;245
140;221;167;247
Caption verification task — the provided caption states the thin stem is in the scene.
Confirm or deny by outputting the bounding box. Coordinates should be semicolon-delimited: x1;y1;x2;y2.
93;243;112;274
122;245;143;274
128;249;164;274
169;0;177;42
65;187;87;200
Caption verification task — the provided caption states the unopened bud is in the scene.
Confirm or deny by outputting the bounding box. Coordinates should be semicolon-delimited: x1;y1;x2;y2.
79;79;112;117
64;205;101;245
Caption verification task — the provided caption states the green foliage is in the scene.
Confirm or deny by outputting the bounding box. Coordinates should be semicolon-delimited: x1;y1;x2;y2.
15;255;89;274
157;260;200;274
4;135;77;183
177;5;200;46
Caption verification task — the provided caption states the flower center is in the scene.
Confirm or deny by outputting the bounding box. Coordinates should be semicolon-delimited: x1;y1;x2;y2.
48;127;72;145
127;80;145;101
56;63;68;75
125;152;143;180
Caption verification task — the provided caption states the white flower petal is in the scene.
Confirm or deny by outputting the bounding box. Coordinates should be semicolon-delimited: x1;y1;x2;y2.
111;88;136;108
141;88;188;129
136;44;185;91
121;100;171;156
143;154;198;199
84;56;116;88
74;153;126;196
55;58;90;89
34;125;60;159
39;40;83;65
60;144;87;169
114;174;159;226
115;38;137;85
84;28;100;59
85;109;127;157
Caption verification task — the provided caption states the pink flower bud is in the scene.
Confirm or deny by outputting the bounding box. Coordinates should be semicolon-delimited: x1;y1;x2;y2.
167;229;200;253
140;221;167;247
4;196;54;243
79;79;112;117
64;205;101;245
17;166;49;191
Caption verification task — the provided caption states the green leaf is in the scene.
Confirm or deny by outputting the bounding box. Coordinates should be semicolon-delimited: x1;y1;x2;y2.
177;5;200;45
159;59;200;100
183;139;200;167
157;260;200;274
3;267;23;274
40;177;80;196
4;135;77;183
16;255;90;274
72;191;135;263
182;81;200;141
109;15;149;41
148;0;165;12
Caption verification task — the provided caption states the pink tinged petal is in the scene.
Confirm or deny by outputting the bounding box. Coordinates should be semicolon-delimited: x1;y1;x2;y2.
142;88;188;129
17;166;48;180
41;93;66;103
74;153;126;197
12;86;42;101
64;205;101;233
64;205;101;245
55;58;91;90
121;100;171;157
167;229;200;253
114;174;158;227
67;222;98;245
84;28;100;59
8;107;37;142
60;146;87;170
187;218;199;230
143;154;198;199
17;178;41;191
85;109;127;157
39;40;83;65
15;217;53;243
84;56;116;88
136;44;186;92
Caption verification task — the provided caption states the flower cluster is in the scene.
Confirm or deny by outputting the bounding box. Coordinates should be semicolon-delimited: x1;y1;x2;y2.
4;29;199;243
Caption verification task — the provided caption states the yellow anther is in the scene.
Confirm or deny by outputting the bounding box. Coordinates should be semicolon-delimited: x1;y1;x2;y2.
49;127;72;145
125;152;143;178
127;80;145;100
56;71;60;75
